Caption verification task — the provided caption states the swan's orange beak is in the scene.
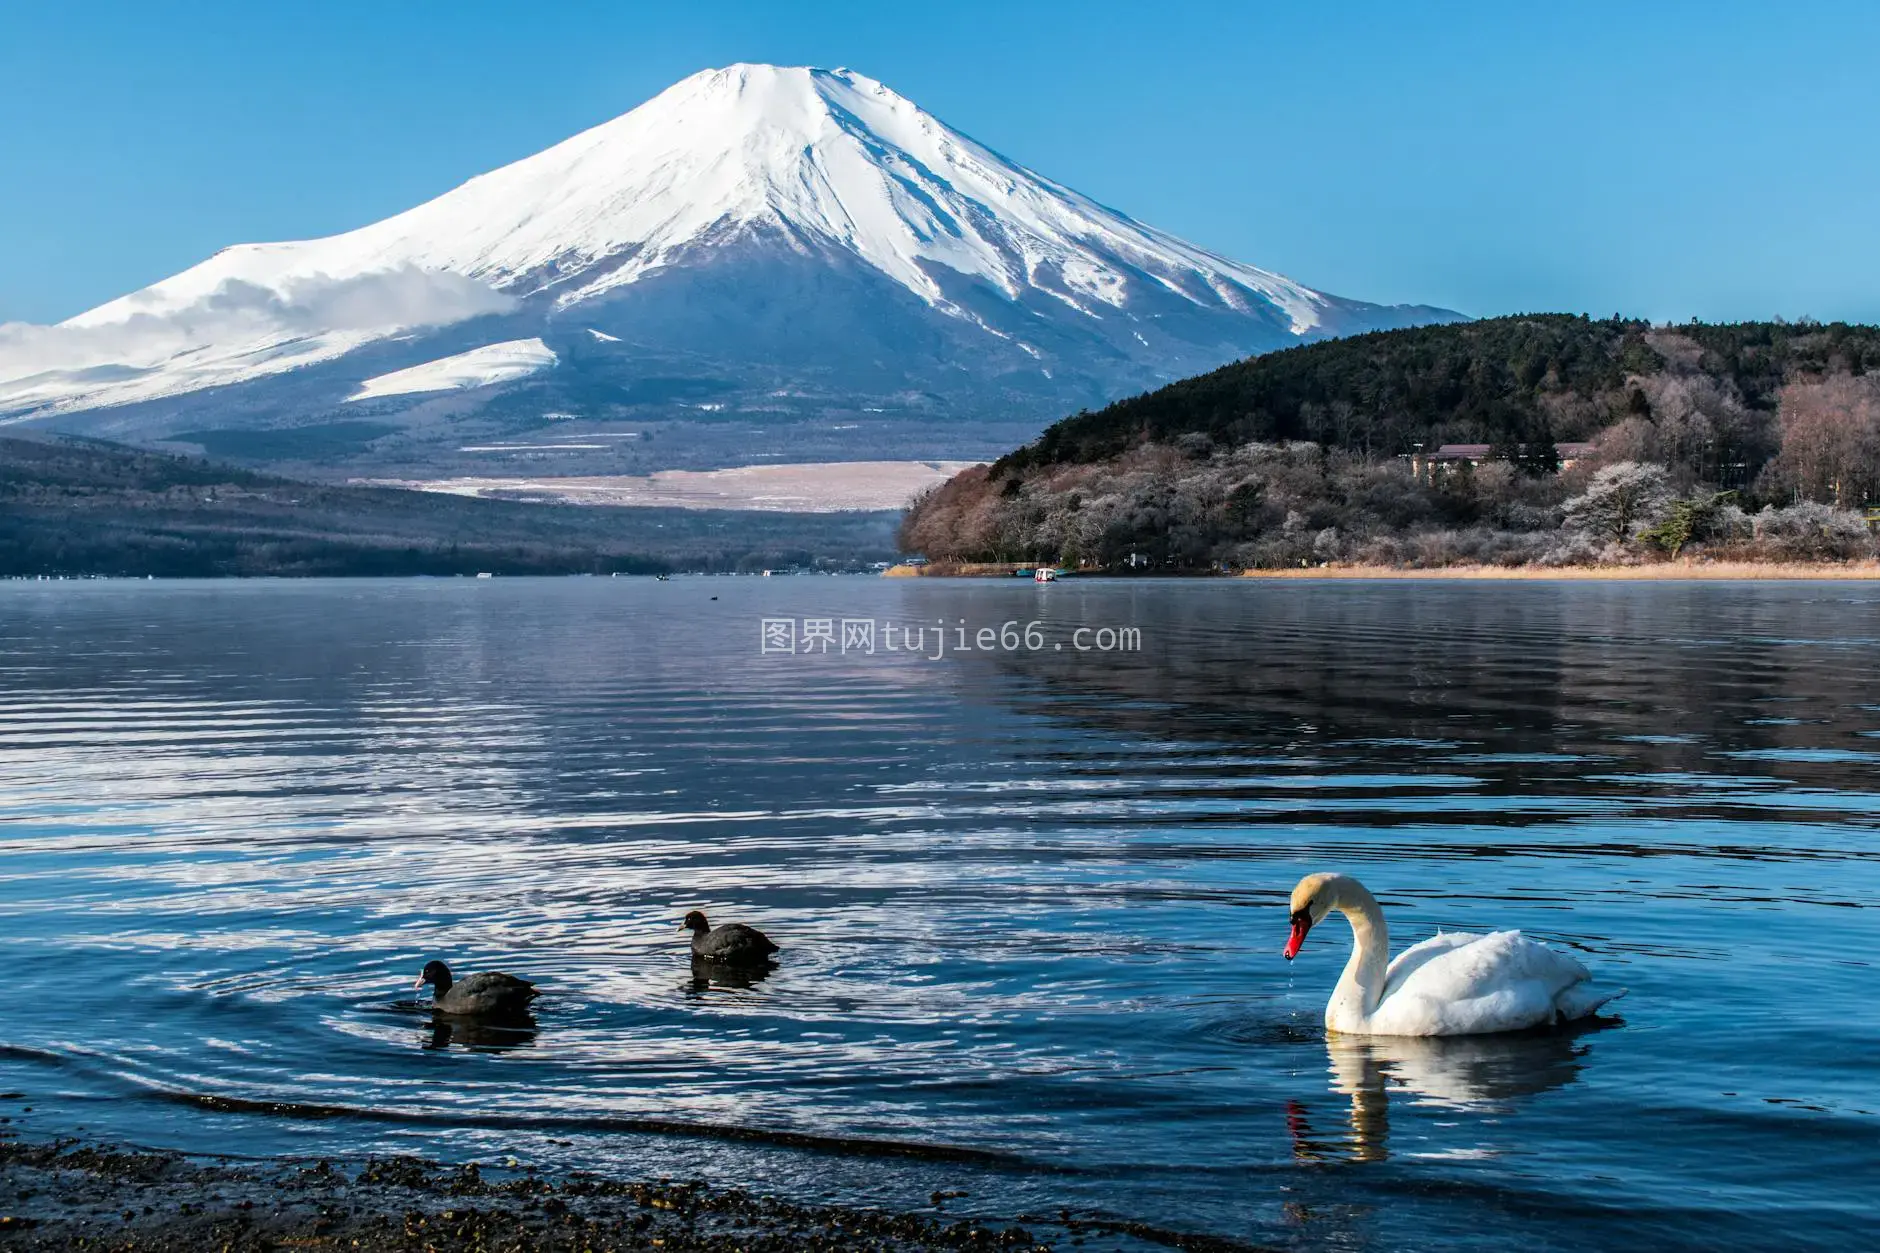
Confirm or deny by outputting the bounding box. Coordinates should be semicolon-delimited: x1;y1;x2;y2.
1284;911;1311;960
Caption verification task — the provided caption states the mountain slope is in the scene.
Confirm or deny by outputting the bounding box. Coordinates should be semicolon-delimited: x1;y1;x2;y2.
0;65;1464;472
899;315;1880;569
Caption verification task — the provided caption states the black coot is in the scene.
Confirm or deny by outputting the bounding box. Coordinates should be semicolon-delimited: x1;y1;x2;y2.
413;960;538;1019
682;911;779;965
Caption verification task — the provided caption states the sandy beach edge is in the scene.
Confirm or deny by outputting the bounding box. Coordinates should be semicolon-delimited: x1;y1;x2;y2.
1237;560;1880;580
886;560;1880;581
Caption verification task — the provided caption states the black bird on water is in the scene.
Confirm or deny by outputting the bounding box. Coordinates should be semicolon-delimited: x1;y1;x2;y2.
682;911;779;965
413;960;539;1019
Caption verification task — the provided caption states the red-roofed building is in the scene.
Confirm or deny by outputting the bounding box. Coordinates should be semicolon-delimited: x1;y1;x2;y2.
1405;442;1596;482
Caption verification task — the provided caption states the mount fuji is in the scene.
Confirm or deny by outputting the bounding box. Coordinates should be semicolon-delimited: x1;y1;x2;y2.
0;64;1464;473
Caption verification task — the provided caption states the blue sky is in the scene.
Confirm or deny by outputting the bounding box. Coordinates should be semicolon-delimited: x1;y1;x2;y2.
3;0;1877;326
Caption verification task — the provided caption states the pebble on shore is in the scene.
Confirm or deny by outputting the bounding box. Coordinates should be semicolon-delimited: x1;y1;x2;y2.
0;1137;1266;1252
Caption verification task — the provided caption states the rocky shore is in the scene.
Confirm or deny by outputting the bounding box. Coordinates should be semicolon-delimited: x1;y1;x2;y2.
0;1138;1263;1253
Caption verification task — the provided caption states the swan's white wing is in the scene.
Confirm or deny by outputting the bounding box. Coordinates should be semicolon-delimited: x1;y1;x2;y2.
1368;931;1607;1037
1382;931;1484;997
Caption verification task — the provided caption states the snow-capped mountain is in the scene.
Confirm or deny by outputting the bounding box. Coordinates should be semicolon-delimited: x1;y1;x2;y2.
0;64;1463;469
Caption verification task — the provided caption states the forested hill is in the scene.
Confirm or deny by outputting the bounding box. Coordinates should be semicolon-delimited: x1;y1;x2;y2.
999;315;1880;477
901;315;1880;570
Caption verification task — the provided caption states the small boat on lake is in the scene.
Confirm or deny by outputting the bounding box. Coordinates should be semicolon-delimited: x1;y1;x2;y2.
1033;567;1059;582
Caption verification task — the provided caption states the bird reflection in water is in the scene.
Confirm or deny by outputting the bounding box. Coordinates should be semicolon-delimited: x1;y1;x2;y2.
685;955;774;996
1288;1022;1609;1164
423;1014;538;1052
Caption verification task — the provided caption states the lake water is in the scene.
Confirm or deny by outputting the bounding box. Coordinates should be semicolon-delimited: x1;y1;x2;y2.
1;578;1876;1250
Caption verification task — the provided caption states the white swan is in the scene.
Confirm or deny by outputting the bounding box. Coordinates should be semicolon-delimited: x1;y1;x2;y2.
1283;873;1624;1036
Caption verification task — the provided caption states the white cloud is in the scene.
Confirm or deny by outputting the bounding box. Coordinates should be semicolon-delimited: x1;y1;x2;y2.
0;266;515;387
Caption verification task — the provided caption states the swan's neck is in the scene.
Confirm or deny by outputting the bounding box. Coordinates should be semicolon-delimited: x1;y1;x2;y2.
1327;880;1389;1029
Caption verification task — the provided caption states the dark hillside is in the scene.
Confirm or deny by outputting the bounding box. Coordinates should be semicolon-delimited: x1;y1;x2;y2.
905;316;1880;570
0;436;896;577
1001;315;1880;485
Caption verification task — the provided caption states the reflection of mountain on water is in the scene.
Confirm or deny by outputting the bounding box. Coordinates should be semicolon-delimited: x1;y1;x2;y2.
1290;1023;1605;1164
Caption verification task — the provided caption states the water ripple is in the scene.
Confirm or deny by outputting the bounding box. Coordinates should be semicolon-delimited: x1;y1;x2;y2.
2;578;1879;1249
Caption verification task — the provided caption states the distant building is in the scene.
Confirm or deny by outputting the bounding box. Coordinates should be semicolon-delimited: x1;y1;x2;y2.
1405;442;1597;482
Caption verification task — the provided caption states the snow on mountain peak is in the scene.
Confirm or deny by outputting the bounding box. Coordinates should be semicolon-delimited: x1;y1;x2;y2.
1;63;1455;421
65;63;1324;332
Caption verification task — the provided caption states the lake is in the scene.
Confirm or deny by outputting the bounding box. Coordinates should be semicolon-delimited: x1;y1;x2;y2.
1;577;1876;1251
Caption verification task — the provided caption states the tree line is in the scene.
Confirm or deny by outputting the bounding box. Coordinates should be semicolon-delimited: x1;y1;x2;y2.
902;316;1880;568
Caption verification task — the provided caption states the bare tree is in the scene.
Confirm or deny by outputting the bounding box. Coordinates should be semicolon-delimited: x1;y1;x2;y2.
1640;375;1716;486
1772;377;1880;506
1561;461;1673;543
1587;417;1658;468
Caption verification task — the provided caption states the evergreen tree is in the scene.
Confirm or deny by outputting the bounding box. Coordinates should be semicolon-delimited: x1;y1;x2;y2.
1517;416;1561;477
1643;491;1737;558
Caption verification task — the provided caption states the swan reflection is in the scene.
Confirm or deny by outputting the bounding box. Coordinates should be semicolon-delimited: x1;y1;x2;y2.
1290;1024;1605;1163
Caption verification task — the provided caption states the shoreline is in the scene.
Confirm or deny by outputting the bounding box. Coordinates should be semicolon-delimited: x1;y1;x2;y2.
886;560;1880;581
1239;559;1880;580
0;1135;1261;1253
